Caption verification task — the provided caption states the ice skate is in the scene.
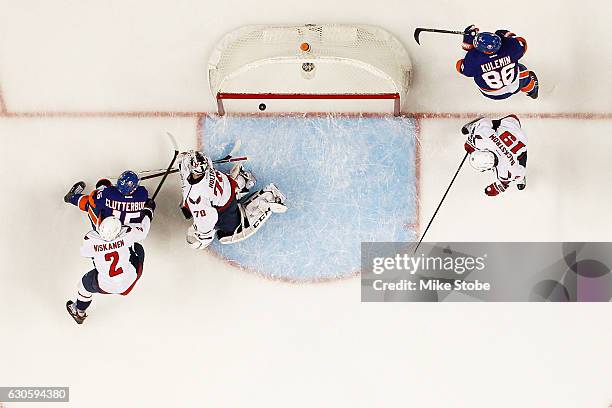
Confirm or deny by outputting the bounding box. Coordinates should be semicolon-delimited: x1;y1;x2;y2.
64;181;86;203
66;300;87;325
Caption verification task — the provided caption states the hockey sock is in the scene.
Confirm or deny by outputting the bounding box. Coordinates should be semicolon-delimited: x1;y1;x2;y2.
77;281;93;311
76;299;91;312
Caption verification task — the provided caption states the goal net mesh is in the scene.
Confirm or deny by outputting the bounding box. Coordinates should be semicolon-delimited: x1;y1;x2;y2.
208;24;412;112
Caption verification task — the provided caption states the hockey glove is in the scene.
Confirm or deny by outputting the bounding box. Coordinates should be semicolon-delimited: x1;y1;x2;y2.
484;181;508;197
143;198;156;219
462;25;479;50
145;198;156;212
187;226;214;250
180;204;192;220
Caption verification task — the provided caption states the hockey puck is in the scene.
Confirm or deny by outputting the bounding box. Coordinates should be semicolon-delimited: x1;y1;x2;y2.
259;103;266;111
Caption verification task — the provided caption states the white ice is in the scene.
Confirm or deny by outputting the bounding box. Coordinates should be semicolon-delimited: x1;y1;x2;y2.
0;1;611;407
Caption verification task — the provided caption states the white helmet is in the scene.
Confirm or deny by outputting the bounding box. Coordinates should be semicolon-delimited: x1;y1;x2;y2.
98;216;122;241
188;151;212;177
469;150;496;172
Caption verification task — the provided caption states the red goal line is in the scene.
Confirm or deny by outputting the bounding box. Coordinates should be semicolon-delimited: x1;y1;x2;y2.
216;92;402;116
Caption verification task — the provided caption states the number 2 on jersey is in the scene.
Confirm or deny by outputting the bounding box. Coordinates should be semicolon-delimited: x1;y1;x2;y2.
105;251;123;277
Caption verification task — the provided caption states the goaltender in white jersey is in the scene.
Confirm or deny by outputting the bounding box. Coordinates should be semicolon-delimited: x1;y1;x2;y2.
178;150;287;249
462;115;527;196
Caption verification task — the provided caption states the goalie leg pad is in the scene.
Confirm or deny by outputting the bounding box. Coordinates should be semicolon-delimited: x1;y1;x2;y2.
219;184;287;245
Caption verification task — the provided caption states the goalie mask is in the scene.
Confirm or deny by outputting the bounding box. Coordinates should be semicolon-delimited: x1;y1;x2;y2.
189;151;213;177
469;150;497;172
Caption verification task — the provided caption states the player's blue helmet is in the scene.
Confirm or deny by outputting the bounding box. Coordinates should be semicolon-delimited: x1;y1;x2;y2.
473;32;502;54
116;170;139;195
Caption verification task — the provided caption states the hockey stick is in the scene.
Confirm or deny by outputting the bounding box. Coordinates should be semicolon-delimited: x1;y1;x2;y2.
139;156;249;181
414;28;463;45
218;139;242;162
166;131;179;151
151;150;179;200
140;140;245;181
150;133;180;200
213;156;249;165
413;152;469;253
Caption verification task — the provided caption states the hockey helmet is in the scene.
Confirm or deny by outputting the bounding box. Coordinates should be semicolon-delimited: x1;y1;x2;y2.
98;216;122;241
473;32;502;54
469;150;496;172
116;170;139;195
189;151;213;177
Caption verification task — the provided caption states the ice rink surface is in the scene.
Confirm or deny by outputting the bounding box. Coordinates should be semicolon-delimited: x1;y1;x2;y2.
0;0;611;407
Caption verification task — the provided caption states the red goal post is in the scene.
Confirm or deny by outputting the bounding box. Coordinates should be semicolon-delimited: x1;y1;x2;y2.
208;24;412;116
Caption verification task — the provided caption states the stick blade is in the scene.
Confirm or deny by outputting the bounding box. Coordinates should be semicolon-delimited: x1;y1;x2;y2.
228;139;241;156
414;28;424;45
165;131;179;151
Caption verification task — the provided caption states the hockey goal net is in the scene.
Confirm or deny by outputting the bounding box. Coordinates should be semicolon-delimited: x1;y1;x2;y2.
208;24;412;116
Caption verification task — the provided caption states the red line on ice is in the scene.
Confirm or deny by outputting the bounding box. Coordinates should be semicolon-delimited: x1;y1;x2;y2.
0;111;206;118
0;85;7;113
195;113;205;151
0;110;609;120
413;117;422;236
410;112;612;120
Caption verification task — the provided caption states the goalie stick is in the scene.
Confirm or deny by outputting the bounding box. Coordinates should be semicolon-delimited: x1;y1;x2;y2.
140;156;249;181
414;27;464;45
140;139;246;181
413;152;469;253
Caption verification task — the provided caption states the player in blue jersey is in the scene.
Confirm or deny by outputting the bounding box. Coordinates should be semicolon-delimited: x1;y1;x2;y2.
456;25;539;100
64;170;149;228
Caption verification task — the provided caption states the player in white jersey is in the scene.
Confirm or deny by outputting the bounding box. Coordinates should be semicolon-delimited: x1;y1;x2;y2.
462;115;527;196
66;199;155;324
178;150;287;249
